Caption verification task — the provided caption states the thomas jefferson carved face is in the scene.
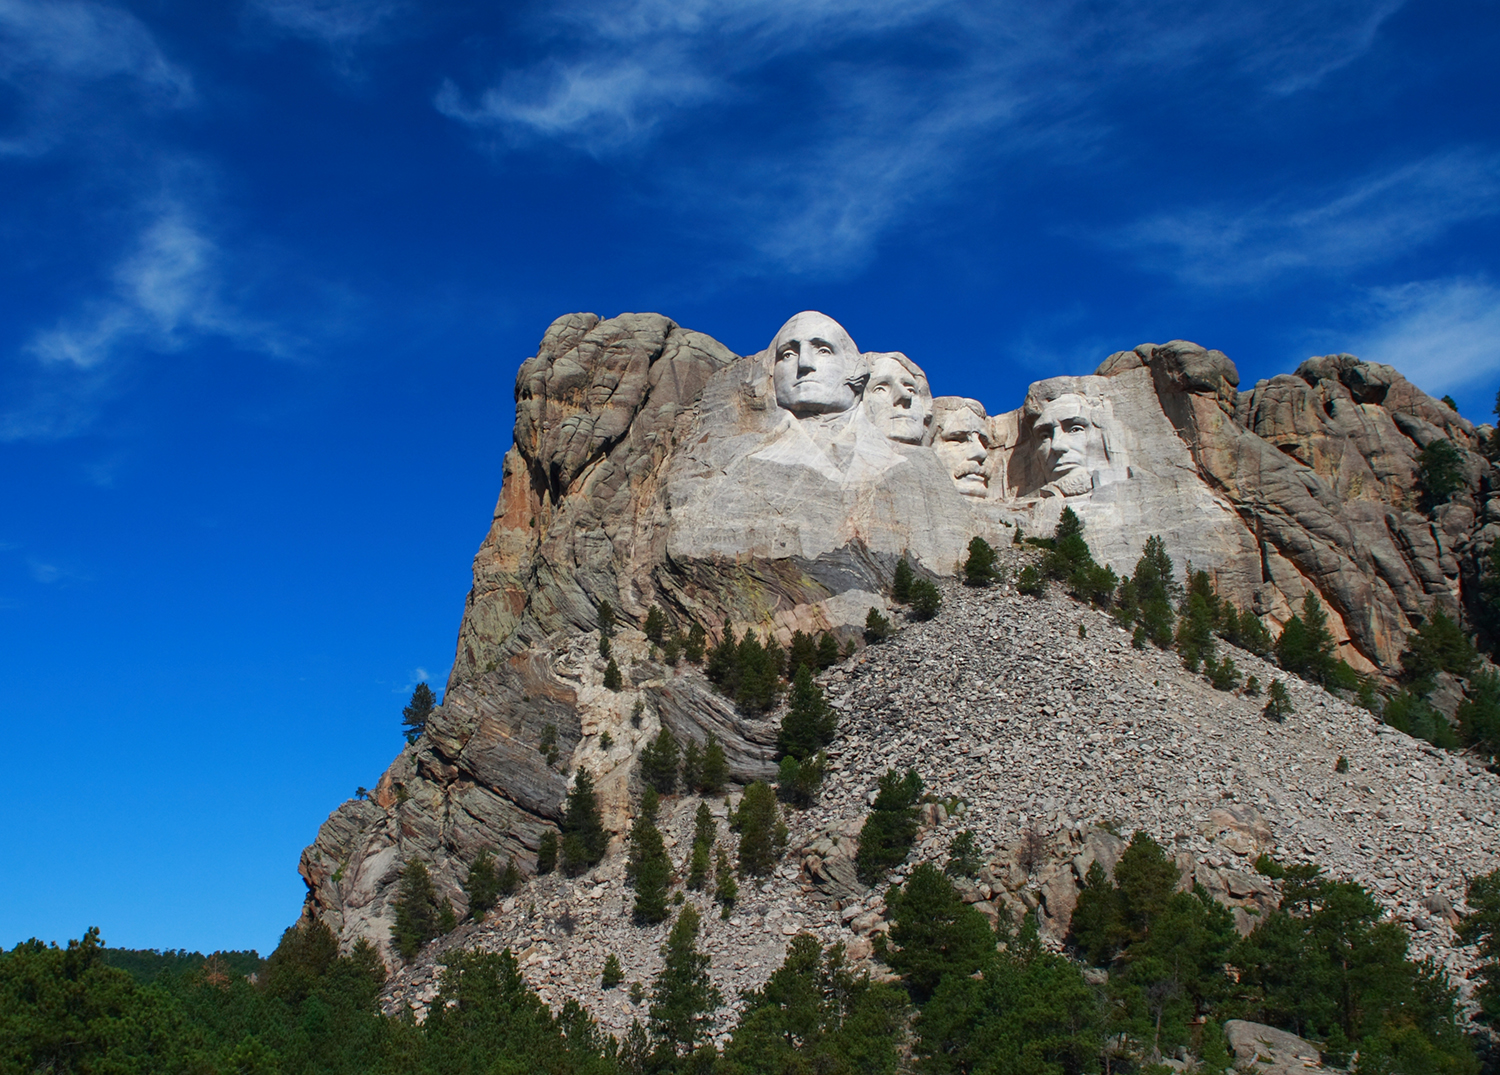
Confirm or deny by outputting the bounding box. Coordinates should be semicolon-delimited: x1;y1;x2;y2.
933;404;990;496
863;352;932;444
1033;393;1106;497
770;312;866;417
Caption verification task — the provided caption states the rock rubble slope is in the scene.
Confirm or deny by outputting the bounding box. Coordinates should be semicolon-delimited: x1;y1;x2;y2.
381;567;1500;1029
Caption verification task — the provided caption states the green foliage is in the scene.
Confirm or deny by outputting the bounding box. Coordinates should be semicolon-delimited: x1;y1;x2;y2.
392;859;442;960
1400;606;1478;685
465;850;500;921
864;606;893;642
892;556;915;603
539;722;559;765
680;737;702;791
1459;667;1500;761
884;862;996;1003
787;629;818;677
714;848;738;915
1206;654;1239;692
855;769;924;886
602;658;623;690
650;905;723;1057
1335;755;1350;773
662;633;682;663
706;628;782;713
1276;593;1339;685
536;831;558;874
699;733;729;795
1038;507;1116;606
816;631;841;669
627;789;671;926
779;664;838;761
602;954;624;990
963;536;999;586
1015;563;1047;597
686;802;715;891
1264;679;1293;722
1245;674;1262;696
720;934;906;1075
732;781;782;878
402;681;436;744
777;752;827;808
598;600;616;637
1417;438;1466;511
909;578;942;620
1175;572;1218;673
1384;687;1459;748
944;829;981;878
599;632;612;659
685;622;707;663
561;769;608;876
1460;868;1500;1023
643;605;667;644
640;727;681;795
1233;866;1475;1068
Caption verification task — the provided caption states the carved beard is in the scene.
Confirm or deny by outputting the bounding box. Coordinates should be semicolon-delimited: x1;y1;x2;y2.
1049;466;1094;497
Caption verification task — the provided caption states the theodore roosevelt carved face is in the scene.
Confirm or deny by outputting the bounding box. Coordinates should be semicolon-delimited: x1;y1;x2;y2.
770;312;867;417
862;352;933;444
932;398;990;497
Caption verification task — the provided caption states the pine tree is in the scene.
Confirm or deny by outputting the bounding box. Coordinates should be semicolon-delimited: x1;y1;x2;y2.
685;623;706;663
1277;593;1337;684
499;855;521;896
560;769;607;875
628;789;671;926
892;556;915;603
649;906;722;1056
640;727;681;795
787;630;818;677
680;738;703;792
402;682;436;744
537;831;558;874
1264;679;1293;723
700;734;729;794
465;850;500;920
391;860;441;959
733;781;781;877
864;606;893;642
963;536;999;586
598;600;616;638
855;769;924;886
734;630;780;713
603;658;624;690
909;579;941;620
602;954;625;989
687;841;711;891
815;631;840;669
643;605;667;644
777;752;826;808
779;664;836;760
884;862;996;1002
1417;438;1466;511
714;847;738;916
705;626;739;690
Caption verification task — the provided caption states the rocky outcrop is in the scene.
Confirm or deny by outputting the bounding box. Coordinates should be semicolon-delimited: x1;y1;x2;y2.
1224;1019;1330;1074
298;310;1499;972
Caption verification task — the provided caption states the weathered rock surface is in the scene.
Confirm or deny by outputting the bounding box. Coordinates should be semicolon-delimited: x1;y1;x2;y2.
298;310;1500;985
1224;1019;1330;1074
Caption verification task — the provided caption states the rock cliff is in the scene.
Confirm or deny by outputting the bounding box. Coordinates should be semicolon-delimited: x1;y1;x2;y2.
298;311;1498;983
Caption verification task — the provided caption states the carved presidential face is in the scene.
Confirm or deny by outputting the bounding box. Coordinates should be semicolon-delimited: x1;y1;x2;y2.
1033;394;1106;496
863;353;932;444
934;406;990;496
770;312;865;417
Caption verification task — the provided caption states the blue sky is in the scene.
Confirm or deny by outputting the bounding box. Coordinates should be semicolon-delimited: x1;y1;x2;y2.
1;0;1497;956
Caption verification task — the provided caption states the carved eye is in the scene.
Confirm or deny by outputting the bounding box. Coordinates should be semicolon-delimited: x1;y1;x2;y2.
816;345;834;355
871;385;888;395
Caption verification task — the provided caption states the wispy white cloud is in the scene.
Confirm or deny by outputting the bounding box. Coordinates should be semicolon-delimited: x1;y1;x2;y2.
0;0;192;154
26;556;88;585
246;0;405;68
1113;150;1500;288
25;208;288;371
1336;277;1500;397
436;0;1405;274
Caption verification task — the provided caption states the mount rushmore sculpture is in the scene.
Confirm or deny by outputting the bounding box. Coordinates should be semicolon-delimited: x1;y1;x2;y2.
300;308;1493;959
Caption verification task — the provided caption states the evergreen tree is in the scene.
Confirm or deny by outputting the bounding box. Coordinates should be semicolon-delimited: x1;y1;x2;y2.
1459;668;1500;762
734;631;781;713
855;769;924;885
391;859;442;960
643;605;667;644
777;752;826;808
944;829;981;878
640;727;681;795
649;906;723;1057
598;600;616;638
815;631;841;669
402;682;436;744
602;954;624;990
963;536;999;587
1015;563;1047;596
536;831;558;874
1400;606;1478;685
628;789;671;925
699;734;729;795
779;664;837;760
884;862;996;1003
864;606;893;642
465;850;500;921
1277;593;1338;684
909;578;941;620
680;738;703;792
1417;438;1466;511
787;630;818;677
732;781;781;877
686;801;716;891
685;622;707;663
1461;868;1500;1022
714;848;738;915
602;658;623;691
892;556;915;603
1264;679;1293;722
499;855;521;896
560;769;607;875
1175;572;1218;673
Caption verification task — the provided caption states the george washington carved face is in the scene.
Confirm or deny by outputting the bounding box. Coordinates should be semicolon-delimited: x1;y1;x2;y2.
770;312;867;417
862;352;932;444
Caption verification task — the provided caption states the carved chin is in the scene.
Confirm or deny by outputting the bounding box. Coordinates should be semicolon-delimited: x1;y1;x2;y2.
1050;467;1094;497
